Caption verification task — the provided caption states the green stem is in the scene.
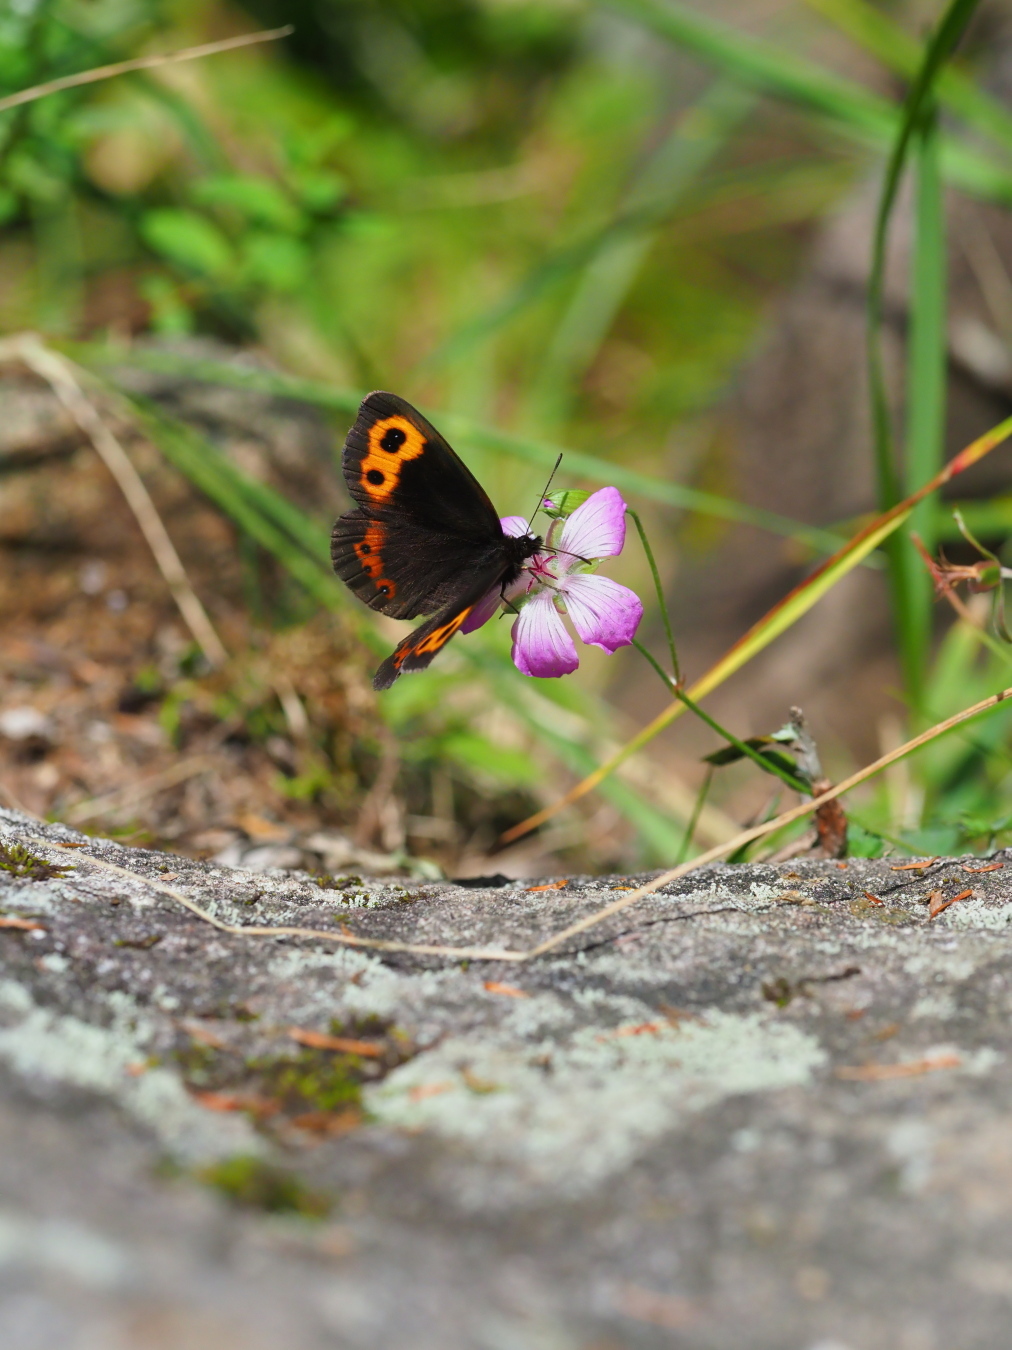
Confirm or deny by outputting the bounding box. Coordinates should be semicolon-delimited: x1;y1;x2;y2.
675;685;811;797
629;508;680;682
677;766;713;865
894;102;947;712
630;639;810;795
867;0;981;515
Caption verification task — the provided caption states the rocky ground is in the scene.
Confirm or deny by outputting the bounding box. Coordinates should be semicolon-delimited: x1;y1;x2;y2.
2;805;1012;1349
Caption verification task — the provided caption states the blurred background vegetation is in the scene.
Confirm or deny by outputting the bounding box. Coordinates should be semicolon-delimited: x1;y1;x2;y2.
4;0;1012;875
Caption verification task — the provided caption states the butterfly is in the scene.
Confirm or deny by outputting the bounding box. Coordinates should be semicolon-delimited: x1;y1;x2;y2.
331;392;542;690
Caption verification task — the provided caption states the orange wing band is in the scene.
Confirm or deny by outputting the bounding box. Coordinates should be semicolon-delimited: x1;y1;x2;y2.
352;521;397;600
359;415;427;505
393;605;474;671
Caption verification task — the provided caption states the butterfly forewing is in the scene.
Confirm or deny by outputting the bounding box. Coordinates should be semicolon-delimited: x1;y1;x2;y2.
343;391;500;537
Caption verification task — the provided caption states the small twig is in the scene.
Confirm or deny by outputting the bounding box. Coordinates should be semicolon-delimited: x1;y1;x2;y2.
17;835;527;962
0;27;294;115
0;336;228;668
64;755;216;824
0;779;40;820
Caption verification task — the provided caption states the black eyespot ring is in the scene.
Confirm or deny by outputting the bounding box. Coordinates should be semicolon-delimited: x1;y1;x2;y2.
380;427;407;453
366;469;385;486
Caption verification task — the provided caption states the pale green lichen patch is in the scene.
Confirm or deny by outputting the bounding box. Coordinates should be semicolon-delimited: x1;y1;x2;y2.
0;981;259;1162
0;1209;131;1288
942;898;1012;931
367;1010;826;1193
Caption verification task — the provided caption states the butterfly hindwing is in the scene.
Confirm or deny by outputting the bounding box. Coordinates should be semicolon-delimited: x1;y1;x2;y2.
372;568;505;691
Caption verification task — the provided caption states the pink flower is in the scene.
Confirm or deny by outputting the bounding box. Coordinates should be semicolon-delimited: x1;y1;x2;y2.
463;486;643;678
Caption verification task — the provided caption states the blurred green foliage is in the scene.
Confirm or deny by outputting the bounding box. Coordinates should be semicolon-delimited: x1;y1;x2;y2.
5;0;1012;866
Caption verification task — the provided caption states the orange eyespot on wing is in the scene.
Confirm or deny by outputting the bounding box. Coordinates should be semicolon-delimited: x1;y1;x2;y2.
359;415;427;504
373;603;475;690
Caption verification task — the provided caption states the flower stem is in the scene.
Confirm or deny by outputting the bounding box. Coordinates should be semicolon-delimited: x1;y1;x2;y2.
628;508;680;683
675;685;811;796
677;765;712;865
630;638;809;795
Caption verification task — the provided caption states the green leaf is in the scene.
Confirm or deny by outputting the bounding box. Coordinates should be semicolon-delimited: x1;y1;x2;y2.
542;489;591;518
290;168;347;213
140;209;234;280
439;732;541;789
191;174;303;232
240;232;310;292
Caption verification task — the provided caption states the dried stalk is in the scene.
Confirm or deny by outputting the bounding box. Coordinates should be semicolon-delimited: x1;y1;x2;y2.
0;27;293;115
0;336;228;668
10;666;1011;964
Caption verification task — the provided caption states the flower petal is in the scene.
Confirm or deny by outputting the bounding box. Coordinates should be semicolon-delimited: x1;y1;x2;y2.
511;592;578;678
500;515;529;538
560;573;642;654
459;584;503;634
559;486;626;562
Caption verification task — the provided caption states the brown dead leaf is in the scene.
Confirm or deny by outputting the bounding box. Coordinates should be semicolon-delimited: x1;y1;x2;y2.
614;1283;701;1330
962;862;1004;873
929;888;972;919
835;1053;961;1081
862;890;884;906
0;915;45;932
236;813;291;841
408;1081;454;1102
601;1020;666;1040
287;1027;384;1057
181;1021;227;1049
890;858;939;871
191;1090;280;1117
525;879;568;892
289;1107;362;1136
869;1022;900;1043
483;980;529;998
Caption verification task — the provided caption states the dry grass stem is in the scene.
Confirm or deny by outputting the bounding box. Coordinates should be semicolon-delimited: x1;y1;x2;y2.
64;756;216;825
10;667;1010;963
0;336;228;668
0;27;294;115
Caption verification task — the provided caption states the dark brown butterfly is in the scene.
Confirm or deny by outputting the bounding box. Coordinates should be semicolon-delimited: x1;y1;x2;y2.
331;392;541;690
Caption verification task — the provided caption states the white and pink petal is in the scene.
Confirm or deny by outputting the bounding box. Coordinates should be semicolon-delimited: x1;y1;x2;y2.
559;486;627;563
459;584;504;634
560;573;642;654
500;515;530;538
510;592;579;678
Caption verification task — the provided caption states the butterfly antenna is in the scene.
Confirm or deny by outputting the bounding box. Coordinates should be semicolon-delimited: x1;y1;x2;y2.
526;453;563;532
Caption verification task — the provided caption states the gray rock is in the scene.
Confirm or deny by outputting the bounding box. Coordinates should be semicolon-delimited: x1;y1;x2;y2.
1;806;1011;1348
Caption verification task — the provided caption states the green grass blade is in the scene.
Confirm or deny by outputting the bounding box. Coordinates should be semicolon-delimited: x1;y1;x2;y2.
125;399;346;612
806;0;1012;156
867;0;982;518
72;342;850;554
864;0;980;712
499;411;1012;846
893;109;947;710
525;81;756;430
603;0;1012;202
